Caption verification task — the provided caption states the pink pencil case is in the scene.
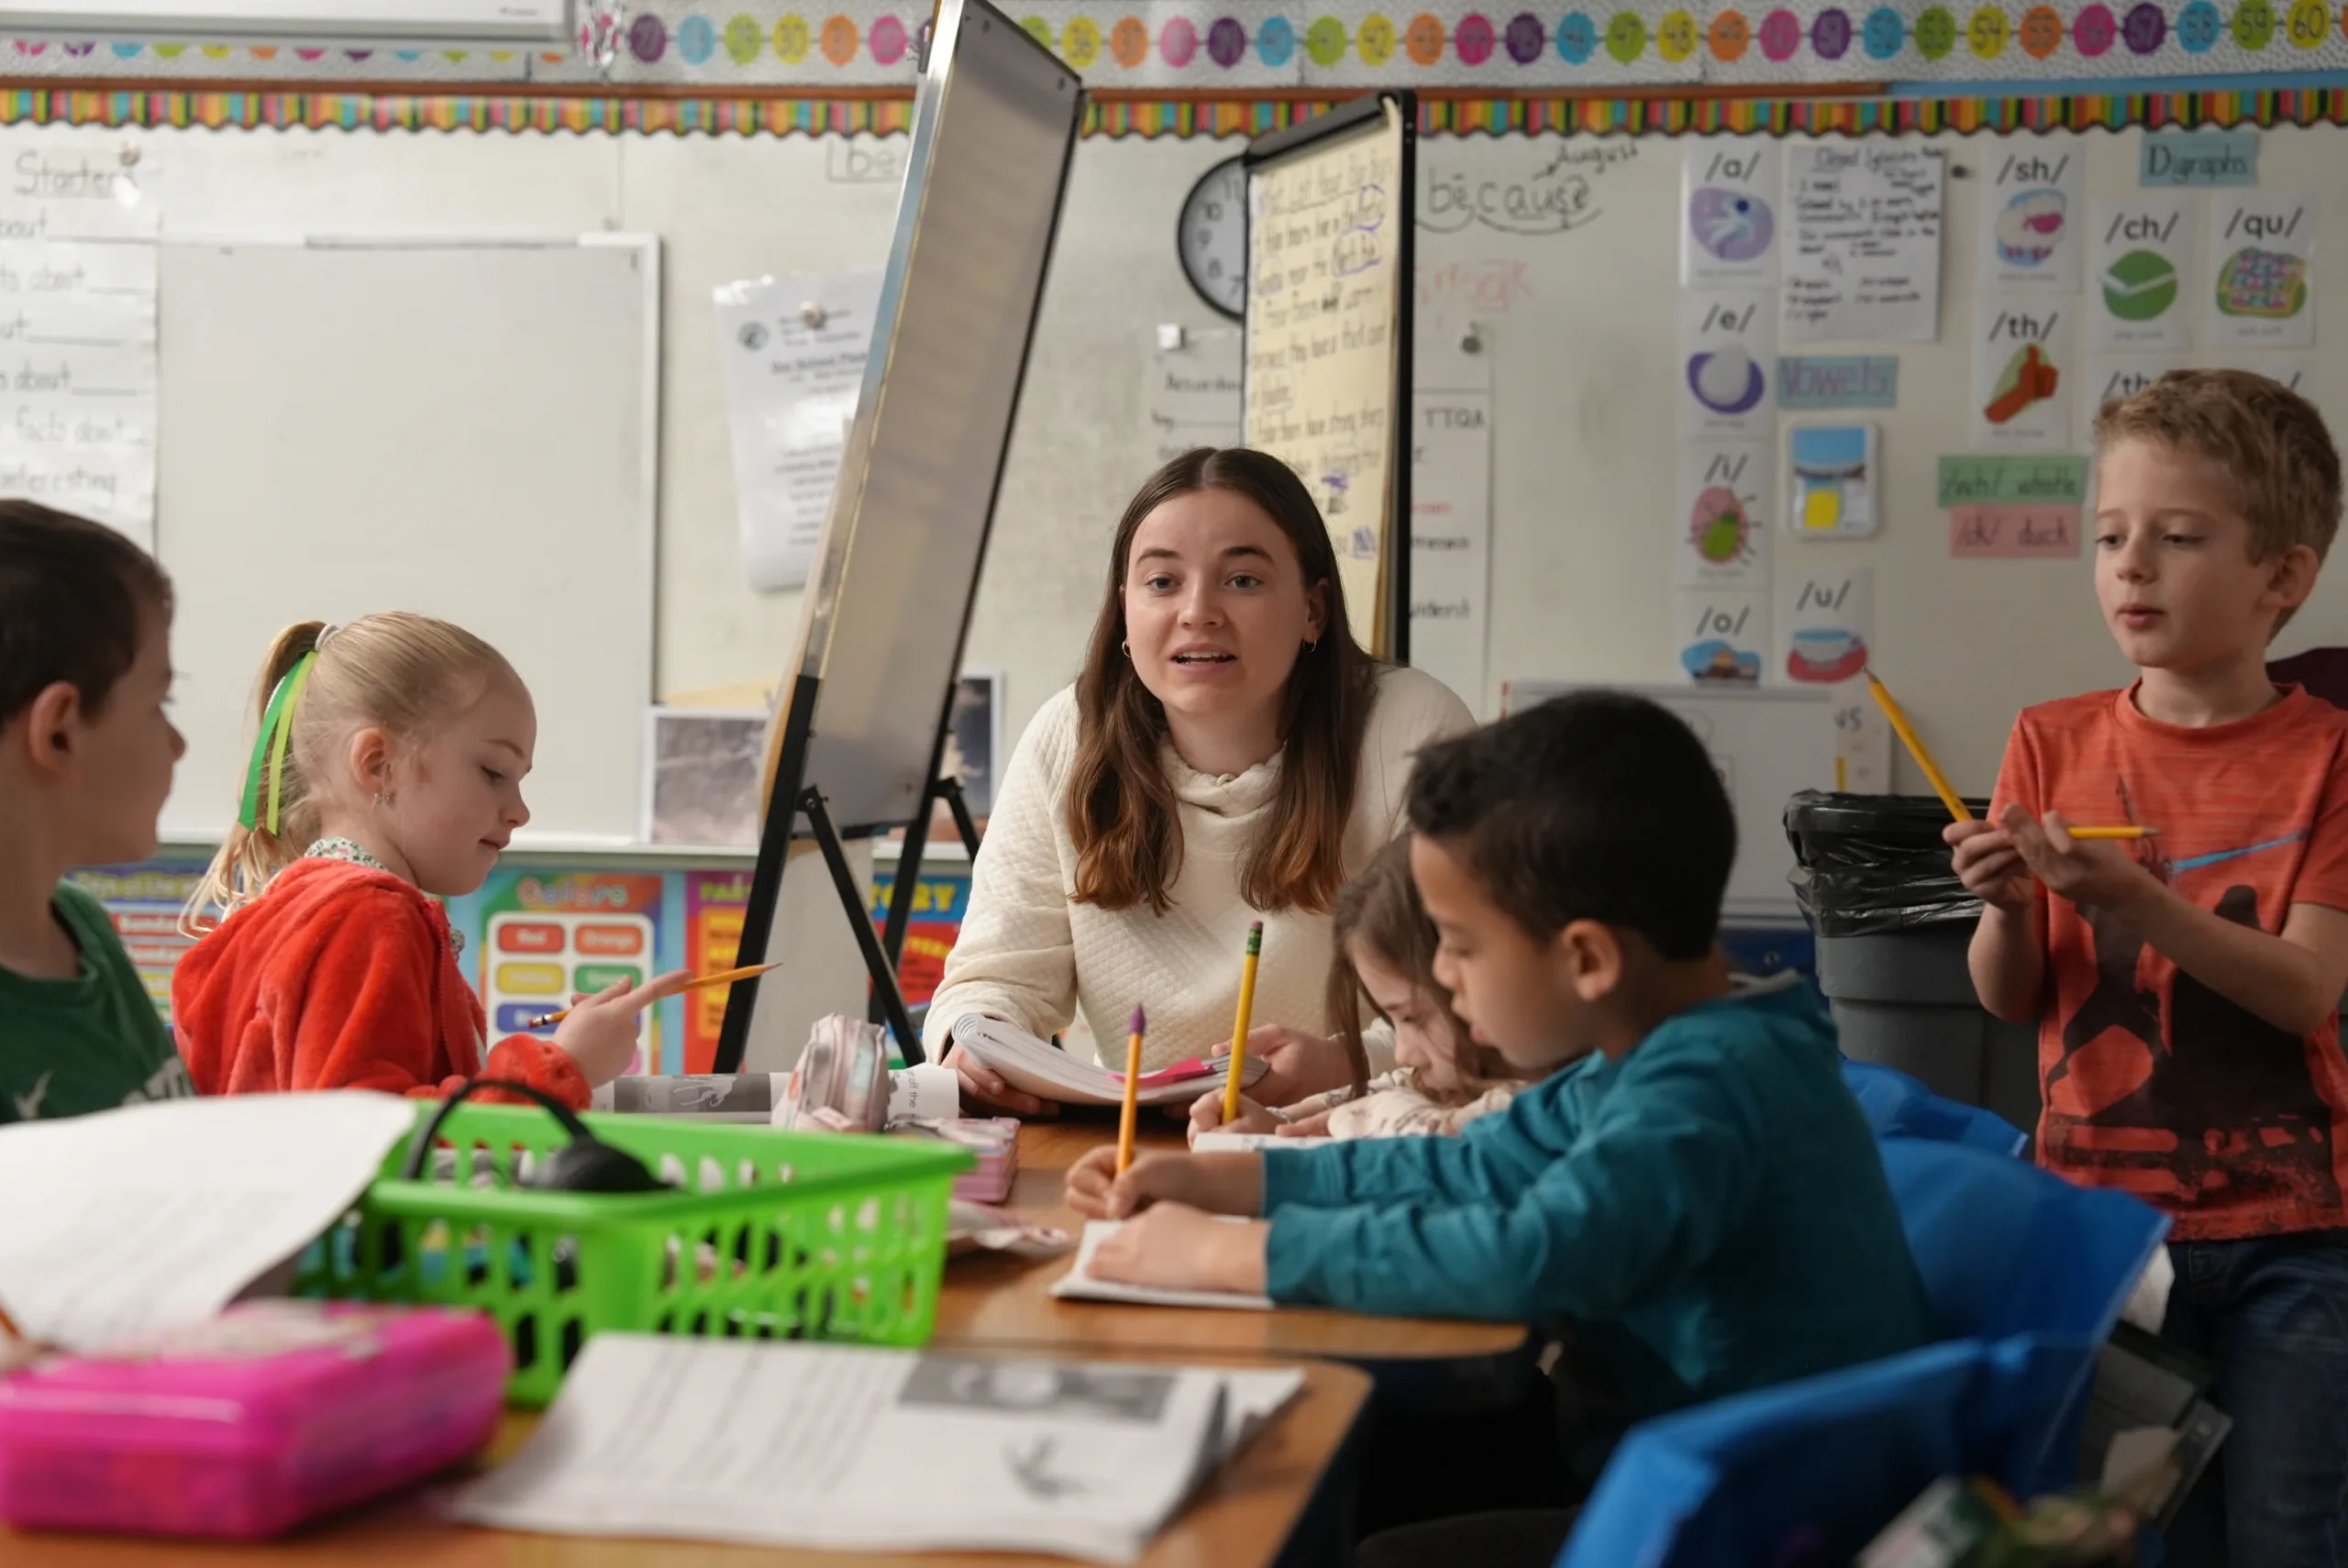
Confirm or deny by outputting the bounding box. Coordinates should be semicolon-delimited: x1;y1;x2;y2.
0;1299;508;1540
903;1117;1019;1204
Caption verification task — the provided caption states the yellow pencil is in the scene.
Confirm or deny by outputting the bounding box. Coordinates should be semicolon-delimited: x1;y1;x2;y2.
1865;669;1971;823
1116;1005;1146;1175
1221;922;1265;1125
525;961;780;1030
2066;825;2160;841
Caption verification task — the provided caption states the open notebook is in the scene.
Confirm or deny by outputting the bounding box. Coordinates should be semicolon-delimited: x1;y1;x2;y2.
459;1335;1304;1563
953;1016;1270;1108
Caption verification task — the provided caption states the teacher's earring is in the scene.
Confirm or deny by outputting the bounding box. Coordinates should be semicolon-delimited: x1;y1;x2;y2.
1121;641;1132;658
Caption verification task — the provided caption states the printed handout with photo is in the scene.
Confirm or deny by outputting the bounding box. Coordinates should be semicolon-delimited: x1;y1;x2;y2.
939;672;1002;823
648;709;770;847
899;1357;1176;1425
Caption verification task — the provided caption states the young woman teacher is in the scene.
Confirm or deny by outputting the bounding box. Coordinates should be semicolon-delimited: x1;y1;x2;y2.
926;447;1473;1114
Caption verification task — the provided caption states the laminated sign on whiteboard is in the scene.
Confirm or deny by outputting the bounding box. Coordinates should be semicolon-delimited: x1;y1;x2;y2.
2088;195;2193;352
1677;591;1767;686
1980;145;2084;294
1972;299;2074;449
1774;567;1873;688
1674;441;1772;589
1678;291;1774;438
1681;140;1779;289
2206;193;2316;350
713;270;883;593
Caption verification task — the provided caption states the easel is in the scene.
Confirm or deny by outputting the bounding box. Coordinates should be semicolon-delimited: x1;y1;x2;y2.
709;0;1080;1076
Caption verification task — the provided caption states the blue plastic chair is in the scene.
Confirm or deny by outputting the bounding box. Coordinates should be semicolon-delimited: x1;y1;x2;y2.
1556;1141;2168;1565
1878;1137;2167;1350
1841;1057;2028;1156
1558;1334;2099;1568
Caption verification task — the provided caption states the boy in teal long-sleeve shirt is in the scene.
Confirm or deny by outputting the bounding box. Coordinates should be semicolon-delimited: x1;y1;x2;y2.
1070;691;1933;1425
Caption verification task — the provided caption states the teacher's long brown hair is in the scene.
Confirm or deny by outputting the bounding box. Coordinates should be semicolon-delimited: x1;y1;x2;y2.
1069;447;1379;917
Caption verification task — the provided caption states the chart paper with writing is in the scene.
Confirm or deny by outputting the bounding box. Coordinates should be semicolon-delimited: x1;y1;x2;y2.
1244;100;1407;654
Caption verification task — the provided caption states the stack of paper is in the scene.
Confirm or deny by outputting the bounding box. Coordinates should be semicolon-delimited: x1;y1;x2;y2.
459;1336;1303;1563
0;1093;419;1352
953;1016;1269;1108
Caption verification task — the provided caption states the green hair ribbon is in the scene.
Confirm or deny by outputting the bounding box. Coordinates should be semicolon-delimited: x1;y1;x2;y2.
236;652;317;835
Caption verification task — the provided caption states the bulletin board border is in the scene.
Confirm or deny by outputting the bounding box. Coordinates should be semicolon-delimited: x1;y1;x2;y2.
1;83;2342;137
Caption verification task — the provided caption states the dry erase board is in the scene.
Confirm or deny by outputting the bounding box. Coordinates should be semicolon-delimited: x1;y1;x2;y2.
1244;94;1414;658
1500;680;1836;923
155;236;659;846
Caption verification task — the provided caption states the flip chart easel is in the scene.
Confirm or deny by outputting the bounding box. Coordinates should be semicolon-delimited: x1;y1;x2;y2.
713;0;1082;1072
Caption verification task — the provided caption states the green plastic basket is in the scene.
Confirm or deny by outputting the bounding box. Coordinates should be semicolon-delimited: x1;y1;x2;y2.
294;1101;972;1407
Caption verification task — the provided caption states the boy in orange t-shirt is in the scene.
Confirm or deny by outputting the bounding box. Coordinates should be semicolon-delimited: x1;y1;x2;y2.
1955;370;2348;1567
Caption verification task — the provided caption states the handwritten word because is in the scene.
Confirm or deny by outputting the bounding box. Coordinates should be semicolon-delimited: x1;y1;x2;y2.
1421;167;1599;237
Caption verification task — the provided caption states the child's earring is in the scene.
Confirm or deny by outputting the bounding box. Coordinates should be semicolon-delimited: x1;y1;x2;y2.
372;790;391;809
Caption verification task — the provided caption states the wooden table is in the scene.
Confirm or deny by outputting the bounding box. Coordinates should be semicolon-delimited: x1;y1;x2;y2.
0;1354;1371;1568
934;1121;1533;1400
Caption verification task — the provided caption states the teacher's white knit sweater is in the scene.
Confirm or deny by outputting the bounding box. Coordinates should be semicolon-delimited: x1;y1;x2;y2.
923;665;1474;1072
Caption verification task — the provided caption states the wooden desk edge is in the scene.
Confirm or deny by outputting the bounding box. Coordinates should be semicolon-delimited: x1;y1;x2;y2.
0;1355;1374;1568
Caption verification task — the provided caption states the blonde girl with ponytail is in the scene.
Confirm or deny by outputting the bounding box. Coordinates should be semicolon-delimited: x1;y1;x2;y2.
173;613;684;1106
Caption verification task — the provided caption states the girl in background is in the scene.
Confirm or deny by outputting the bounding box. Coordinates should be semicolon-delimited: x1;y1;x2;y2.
174;613;681;1106
1196;836;1526;1143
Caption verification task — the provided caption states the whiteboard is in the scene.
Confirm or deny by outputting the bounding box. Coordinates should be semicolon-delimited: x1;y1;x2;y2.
1244;94;1413;658
154;235;658;845
1501;680;1834;923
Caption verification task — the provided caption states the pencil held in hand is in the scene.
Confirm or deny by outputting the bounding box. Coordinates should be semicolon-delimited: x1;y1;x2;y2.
2064;825;2159;841
525;961;778;1030
1116;1006;1147;1175
1221;922;1266;1125
1865;670;1970;823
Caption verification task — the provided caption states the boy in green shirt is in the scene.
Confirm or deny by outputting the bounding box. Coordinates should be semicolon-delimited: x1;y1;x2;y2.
0;501;194;1121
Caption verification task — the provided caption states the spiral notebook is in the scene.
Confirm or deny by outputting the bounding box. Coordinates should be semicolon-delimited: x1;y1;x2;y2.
952;1016;1269;1108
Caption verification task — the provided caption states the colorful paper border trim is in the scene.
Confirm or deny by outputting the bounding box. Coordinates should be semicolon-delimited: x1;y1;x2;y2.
10;1;2348;84
11;83;2348;136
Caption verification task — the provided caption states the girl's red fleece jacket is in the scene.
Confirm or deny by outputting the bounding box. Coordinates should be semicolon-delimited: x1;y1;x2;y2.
172;857;588;1107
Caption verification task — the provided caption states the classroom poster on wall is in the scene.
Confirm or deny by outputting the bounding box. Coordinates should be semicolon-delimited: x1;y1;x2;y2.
2088;195;2194;351
1973;299;2075;448
1782;144;1943;344
0;144;161;547
67;862;205;1023
1675;590;1767;686
867;864;972;1013
1981;146;2085;294
1773;567;1874;687
1409;381;1495;711
2206;193;2317;350
1678;291;1774;437
1681;140;1779;289
1674;441;1772;588
713;269;884;592
681;870;750;1074
1785;425;1879;538
477;871;670;1076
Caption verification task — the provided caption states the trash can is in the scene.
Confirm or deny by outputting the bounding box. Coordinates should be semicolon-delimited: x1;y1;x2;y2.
1785;792;2043;1142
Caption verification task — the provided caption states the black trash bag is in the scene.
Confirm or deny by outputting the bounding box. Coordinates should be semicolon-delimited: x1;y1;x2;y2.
1783;790;1995;937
